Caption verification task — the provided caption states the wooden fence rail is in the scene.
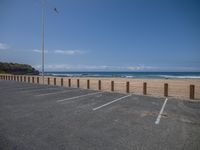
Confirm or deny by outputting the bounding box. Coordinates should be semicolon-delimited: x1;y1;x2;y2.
0;74;198;100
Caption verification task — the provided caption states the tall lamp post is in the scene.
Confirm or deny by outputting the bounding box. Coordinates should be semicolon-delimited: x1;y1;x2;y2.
41;0;58;84
41;0;45;84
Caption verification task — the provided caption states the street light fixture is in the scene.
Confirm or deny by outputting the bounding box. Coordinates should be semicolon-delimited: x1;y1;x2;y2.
41;0;45;84
40;0;58;84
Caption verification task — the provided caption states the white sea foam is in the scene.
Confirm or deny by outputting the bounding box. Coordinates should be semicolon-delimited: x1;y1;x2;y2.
125;75;135;78
45;72;200;79
51;73;83;77
158;75;200;79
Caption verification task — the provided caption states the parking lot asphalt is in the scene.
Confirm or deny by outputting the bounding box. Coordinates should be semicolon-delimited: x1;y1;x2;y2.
0;80;200;150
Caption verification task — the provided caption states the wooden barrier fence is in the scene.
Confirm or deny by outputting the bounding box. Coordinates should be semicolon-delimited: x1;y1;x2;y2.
0;74;199;100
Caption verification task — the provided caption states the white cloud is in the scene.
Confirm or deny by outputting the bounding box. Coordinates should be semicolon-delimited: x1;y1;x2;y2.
156;66;200;72
33;49;48;53
0;42;10;50
54;50;83;55
32;49;84;55
34;64;157;71
126;65;157;71
36;64;200;72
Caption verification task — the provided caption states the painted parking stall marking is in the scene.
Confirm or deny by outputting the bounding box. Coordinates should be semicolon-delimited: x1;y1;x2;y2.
0;85;41;90
19;87;58;93
57;91;105;102
35;89;80;96
93;94;132;111
155;98;168;125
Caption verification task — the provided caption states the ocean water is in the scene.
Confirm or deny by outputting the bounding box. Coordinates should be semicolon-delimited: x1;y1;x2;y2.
44;72;200;79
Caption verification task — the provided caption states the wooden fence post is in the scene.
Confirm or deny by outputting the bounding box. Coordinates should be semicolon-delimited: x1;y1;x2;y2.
126;81;130;93
68;79;71;87
61;78;63;86
98;80;101;90
143;82;147;95
37;77;39;84
87;80;90;89
77;79;80;88
54;78;56;85
164;83;168;97
190;85;195;99
111;81;114;91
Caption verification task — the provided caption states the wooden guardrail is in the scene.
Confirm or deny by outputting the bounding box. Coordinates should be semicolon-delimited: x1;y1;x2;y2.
0;74;199;100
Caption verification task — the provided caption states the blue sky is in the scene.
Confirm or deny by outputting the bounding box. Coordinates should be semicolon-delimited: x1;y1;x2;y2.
0;0;200;72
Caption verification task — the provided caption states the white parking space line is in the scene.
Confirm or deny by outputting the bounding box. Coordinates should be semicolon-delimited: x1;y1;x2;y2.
0;86;39;90
35;89;80;96
19;87;58;93
155;98;168;125
57;91;105;102
11;86;45;90
93;94;132;111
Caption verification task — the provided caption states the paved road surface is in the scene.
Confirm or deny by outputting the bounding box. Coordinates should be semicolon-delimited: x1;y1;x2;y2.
0;80;200;150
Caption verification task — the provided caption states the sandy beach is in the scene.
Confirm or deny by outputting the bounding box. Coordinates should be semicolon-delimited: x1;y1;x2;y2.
59;77;200;100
